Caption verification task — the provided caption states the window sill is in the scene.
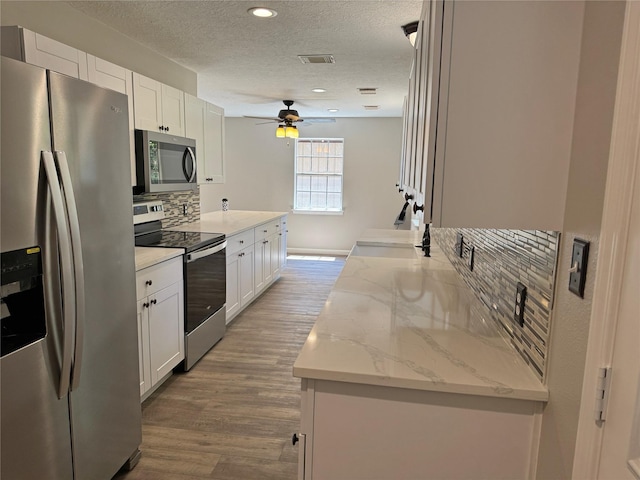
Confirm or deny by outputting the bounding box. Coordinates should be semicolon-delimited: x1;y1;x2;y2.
292;209;344;216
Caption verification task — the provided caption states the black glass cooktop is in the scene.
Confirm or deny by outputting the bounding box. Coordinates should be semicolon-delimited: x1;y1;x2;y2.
135;230;224;253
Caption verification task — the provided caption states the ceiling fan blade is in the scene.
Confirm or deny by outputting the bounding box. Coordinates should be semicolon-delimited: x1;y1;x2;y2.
244;115;279;121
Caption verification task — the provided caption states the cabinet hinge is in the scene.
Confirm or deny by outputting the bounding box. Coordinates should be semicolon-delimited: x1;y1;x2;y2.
594;366;612;421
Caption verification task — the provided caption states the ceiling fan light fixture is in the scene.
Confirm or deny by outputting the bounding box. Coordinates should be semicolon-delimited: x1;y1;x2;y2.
275;125;286;138
248;7;277;18
402;21;419;47
285;125;299;138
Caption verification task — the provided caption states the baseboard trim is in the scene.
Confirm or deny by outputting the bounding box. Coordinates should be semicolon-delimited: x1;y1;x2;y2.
287;248;350;256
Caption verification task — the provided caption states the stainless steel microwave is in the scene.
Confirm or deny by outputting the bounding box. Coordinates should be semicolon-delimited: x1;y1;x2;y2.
134;130;197;193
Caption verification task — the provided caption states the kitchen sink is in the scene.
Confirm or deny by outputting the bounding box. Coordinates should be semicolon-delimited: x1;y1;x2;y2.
349;244;417;259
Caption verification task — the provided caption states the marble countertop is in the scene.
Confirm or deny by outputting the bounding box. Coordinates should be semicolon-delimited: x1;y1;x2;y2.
135;247;183;271
171;210;288;236
293;229;548;402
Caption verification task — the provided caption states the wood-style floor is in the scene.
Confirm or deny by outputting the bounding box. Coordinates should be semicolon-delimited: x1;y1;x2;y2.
114;256;345;480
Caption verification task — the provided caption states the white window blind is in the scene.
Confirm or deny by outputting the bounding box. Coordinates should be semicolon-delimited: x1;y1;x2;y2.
294;138;344;212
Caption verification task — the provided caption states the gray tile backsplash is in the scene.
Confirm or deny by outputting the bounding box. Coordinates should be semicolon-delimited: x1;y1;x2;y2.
135;188;201;227
432;228;560;381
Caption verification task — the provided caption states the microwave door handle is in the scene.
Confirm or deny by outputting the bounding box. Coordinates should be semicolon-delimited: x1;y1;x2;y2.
186;241;227;263
54;151;86;391
42;151;76;399
182;147;197;183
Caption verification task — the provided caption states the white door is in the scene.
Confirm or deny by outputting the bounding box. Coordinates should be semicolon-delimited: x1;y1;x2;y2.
573;4;640;478
596;151;640;479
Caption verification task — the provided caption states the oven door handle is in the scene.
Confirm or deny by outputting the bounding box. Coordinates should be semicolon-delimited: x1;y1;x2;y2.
186;241;227;263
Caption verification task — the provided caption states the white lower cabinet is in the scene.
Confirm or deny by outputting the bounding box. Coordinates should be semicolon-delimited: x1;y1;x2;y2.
225;244;254;323
298;379;543;479
225;215;287;323
136;256;184;400
278;219;288;271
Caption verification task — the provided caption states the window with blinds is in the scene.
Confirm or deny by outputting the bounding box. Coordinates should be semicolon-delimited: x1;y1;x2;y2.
294;138;344;212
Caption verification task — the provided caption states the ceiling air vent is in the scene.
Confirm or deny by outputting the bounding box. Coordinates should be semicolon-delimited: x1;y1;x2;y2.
358;88;377;95
363;105;380;110
298;55;335;64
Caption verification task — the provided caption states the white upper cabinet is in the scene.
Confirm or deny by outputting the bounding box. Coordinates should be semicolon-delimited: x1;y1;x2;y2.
203;102;225;183
184;93;225;184
403;0;584;230
86;54;136;186
1;26;88;79
132;72;185;136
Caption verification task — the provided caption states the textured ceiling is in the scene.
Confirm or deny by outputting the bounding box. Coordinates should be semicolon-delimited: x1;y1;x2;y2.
66;1;422;119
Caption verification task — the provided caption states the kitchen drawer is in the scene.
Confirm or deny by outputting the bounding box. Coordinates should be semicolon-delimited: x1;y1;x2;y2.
254;220;279;242
226;229;255;256
136;256;183;300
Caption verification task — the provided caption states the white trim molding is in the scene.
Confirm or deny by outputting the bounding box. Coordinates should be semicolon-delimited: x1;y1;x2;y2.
573;3;640;477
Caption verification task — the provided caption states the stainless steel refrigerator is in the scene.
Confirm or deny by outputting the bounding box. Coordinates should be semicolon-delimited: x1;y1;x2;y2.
1;56;142;479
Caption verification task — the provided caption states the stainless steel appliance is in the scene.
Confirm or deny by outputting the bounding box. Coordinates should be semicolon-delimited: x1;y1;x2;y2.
134;129;197;194
0;56;142;479
134;201;226;370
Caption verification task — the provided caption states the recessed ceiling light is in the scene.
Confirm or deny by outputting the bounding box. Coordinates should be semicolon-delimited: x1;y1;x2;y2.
328;109;339;113
248;7;277;18
312;88;326;93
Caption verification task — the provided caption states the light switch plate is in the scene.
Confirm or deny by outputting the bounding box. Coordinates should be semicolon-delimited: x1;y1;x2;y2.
455;233;464;257
514;282;527;327
569;238;589;298
467;245;475;271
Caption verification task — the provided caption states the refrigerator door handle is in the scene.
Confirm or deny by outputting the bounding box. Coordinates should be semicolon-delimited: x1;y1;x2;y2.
54;151;86;391
42;150;76;399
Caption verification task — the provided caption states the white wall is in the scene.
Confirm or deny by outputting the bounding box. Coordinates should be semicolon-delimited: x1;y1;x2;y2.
200;117;405;252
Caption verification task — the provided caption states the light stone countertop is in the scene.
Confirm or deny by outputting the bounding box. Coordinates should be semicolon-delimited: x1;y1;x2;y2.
134;247;183;271
293;229;548;402
171;210;288;236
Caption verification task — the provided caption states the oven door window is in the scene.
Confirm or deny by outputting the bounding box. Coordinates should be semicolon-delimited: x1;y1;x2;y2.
184;246;226;333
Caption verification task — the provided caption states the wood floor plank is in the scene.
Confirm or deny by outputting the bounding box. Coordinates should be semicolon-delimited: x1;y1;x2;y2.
114;257;345;480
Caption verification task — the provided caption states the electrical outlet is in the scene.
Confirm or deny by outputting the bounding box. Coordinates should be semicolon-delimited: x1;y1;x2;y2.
569;238;589;298
467;245;475;271
455;233;464;257
183;204;188;216
514;282;527;327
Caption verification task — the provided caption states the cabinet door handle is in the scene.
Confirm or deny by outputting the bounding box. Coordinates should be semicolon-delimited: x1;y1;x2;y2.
143;302;149;308
292;433;299;445
240;240;244;244
263;229;268;233
146;280;153;286
151;299;157;305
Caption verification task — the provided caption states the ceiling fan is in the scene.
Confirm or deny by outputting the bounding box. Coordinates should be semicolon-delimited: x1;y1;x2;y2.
245;100;304;138
245;100;304;125
245;100;337;139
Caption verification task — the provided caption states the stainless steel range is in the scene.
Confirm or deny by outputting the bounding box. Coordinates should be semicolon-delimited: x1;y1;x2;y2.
133;201;226;370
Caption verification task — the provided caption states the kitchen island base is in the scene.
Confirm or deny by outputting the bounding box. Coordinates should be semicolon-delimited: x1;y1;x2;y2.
298;378;542;480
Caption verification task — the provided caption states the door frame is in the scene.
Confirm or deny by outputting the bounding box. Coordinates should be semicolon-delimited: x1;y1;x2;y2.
572;2;640;477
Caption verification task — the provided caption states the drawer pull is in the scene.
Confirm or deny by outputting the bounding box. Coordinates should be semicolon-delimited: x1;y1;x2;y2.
143;302;149;309
145;280;153;286
151;299;157;305
240;240;244;244
263;229;268;233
